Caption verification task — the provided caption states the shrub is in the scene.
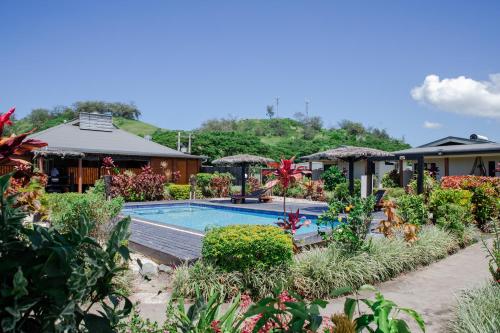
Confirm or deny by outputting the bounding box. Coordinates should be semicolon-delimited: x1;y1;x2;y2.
45;192;124;240
332;179;361;203
429;188;473;212
396;194;428;226
321;166;346;191
166;184;191;200
441;176;500;231
0;173;132;332
210;172;234;197
202;225;293;272
449;283;500;333
111;165;166;201
318;196;375;252
384;187;406;200
381;169;399;188
195;173;214;197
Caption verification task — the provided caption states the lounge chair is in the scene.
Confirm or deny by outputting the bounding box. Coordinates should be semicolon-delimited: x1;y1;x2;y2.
230;188;270;204
374;189;386;211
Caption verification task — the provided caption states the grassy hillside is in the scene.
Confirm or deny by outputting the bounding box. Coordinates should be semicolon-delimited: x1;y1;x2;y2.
9;107;410;162
113;117;158;137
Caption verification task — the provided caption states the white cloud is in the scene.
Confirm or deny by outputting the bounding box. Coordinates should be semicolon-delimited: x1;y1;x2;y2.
423;121;442;129
411;73;500;118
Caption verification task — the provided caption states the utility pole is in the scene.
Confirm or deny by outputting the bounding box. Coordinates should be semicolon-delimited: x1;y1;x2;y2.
305;98;310;117
275;96;280;118
177;132;181;151
188;133;192;154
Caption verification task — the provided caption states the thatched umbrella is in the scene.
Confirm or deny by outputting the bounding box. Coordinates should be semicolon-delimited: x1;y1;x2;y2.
301;146;394;195
212;154;274;198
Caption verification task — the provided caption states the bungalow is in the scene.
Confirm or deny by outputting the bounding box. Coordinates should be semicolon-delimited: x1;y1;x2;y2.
23;112;202;192
392;134;500;180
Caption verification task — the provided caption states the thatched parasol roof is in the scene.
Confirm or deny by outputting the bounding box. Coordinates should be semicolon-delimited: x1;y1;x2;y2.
301;146;393;161
212;154;274;165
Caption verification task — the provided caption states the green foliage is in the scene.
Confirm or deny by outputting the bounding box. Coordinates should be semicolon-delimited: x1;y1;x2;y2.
195;172;214;197
321;166;346;191
0;173;133;332
450;283;500;333
244;290;327;332
152;117;409;162
172;261;291;300
471;184;498;231
202;225;293;272
332;179;361;203
166;184;191;200
113;117;158;137
384;187;406;200
429;188;474;240
44;192;124;240
395;194;429;226
482;220;499;283
381;170;400;188
318;196;375;252
343;285;425;333
407;171;437;200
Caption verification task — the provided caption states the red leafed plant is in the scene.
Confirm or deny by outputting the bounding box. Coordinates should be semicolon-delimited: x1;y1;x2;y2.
111;165;166;201
441;175;500;193
0;108;47;165
276;209;311;235
101;156;115;175
0;107;48;216
264;157;306;220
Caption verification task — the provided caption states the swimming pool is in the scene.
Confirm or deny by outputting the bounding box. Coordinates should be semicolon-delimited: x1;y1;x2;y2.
122;203;319;235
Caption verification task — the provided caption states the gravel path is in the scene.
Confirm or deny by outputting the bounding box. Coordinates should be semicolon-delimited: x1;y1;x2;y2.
131;240;491;332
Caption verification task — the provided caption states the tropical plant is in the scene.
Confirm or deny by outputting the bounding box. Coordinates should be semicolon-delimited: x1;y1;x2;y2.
337;285;425;332
265;157;305;220
0;172;133;332
317;196;375;252
111;165;166;201
196;172;214;197
210;172;234;197
166;184;191;200
276;209;311;235
242;290;327;332
321;166;346;191
395;194;428;226
381;169;400;188
44;191;124;241
102;156;116;175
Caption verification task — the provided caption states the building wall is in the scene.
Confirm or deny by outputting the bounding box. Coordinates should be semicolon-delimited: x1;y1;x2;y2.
150;157;200;184
424;154;500;179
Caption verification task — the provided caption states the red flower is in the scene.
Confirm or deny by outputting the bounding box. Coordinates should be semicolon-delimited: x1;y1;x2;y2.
210;320;221;333
0;107;15;135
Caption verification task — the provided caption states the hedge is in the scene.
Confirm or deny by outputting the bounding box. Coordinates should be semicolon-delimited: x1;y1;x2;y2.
202;225;294;272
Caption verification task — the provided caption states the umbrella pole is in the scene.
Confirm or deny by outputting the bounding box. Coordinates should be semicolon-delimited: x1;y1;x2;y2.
241;162;247;201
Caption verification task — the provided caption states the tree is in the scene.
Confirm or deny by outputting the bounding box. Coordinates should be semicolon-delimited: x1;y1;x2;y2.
266;105;275;119
338;120;366;136
73;101;141;119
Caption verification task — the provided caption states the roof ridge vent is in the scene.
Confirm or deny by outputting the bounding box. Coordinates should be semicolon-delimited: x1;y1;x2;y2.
79;112;113;132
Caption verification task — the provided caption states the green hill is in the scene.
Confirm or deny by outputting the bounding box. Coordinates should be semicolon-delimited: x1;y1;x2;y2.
9;102;410;162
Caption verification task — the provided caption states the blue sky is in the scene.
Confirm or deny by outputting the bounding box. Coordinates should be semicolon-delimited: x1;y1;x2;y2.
1;1;499;146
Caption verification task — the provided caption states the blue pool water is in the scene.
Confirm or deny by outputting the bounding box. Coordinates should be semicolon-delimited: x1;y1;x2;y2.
122;204;318;235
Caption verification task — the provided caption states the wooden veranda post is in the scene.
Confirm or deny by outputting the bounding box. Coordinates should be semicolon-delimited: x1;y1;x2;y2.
366;159;374;195
348;157;355;195
241;162;247;197
416;155;424;194
78;157;83;193
444;157;449;176
38;156;44;173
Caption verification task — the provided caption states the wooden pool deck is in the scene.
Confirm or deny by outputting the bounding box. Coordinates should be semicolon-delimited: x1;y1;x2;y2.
123;199;330;264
